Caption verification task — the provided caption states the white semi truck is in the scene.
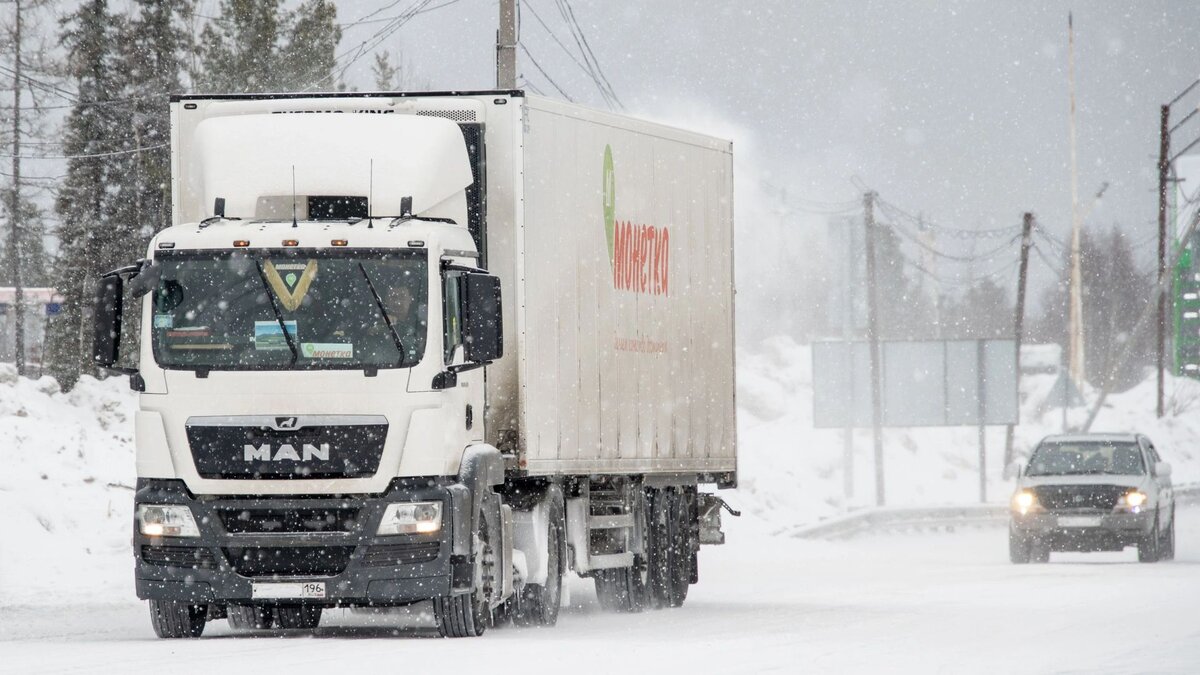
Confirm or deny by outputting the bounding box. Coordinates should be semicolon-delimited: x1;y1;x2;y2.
92;91;737;638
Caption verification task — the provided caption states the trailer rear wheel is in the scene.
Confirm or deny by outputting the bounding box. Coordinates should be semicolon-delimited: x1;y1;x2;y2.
149;599;206;638
665;488;693;608
274;605;322;630
515;495;565;627
593;488;650;613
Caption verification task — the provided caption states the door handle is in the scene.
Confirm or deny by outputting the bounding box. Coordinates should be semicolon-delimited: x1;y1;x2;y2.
465;404;474;430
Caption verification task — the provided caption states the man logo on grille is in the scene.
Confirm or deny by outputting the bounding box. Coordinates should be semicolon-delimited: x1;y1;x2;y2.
275;417;299;430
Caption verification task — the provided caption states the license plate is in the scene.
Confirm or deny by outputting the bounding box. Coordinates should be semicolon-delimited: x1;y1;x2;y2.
251;582;326;599
1058;516;1103;528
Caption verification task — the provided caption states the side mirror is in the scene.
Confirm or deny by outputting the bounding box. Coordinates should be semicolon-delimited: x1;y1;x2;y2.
92;275;124;368
460;274;502;363
1156;462;1172;478
1003;460;1024;481
127;260;161;298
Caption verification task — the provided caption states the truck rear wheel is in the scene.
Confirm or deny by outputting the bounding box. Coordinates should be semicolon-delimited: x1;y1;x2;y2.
275;605;322;629
434;510;492;637
593;488;650;613
665;488;693;607
515;496;565;627
227;604;273;630
149;599;206;638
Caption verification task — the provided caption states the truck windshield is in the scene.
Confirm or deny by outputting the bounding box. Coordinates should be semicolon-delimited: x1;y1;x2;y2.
150;249;428;370
1025;442;1145;477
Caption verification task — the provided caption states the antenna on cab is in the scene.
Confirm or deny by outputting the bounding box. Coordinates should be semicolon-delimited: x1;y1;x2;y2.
291;165;298;228
368;158;374;229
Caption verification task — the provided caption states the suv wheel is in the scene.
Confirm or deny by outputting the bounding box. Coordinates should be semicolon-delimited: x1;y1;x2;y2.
1009;529;1031;564
1138;517;1160;563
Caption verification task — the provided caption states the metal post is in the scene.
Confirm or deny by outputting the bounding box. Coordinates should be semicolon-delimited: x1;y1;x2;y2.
496;0;517;89
864;191;885;507
1004;213;1035;466
977;339;988;503
1157;104;1170;417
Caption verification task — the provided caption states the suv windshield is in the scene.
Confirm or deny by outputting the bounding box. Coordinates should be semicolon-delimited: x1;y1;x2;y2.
150;249;428;370
1026;441;1145;477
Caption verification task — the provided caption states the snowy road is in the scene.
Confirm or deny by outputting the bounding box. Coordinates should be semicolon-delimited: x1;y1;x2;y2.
4;509;1200;674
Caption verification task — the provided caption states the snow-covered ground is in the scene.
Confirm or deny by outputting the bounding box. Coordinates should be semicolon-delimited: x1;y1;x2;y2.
3;341;1200;673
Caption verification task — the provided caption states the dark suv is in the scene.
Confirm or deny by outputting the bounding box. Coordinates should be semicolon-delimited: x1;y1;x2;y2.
1007;433;1175;563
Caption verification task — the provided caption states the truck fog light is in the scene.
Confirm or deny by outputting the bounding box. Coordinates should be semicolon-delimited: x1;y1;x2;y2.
137;504;201;537
378;501;442;535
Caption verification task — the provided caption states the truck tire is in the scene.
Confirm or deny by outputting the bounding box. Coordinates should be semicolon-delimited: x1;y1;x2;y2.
593;487;650;613
1139;518;1161;563
514;495;565;627
149;599;206;638
1009;529;1031;564
434;510;492;637
227;604;273;630
665;488;692;608
646;488;671;608
274;605;322;630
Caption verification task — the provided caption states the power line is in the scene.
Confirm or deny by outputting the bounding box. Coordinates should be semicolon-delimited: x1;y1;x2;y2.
518;43;574;102
0;142;168;160
550;0;623;110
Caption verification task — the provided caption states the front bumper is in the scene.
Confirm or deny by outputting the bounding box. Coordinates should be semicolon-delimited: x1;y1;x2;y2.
134;478;472;606
1010;509;1154;551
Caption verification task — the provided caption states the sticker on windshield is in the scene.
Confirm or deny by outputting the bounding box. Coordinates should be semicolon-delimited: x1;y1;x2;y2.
153;313;174;329
255;320;297;350
301;342;354;359
263;260;318;311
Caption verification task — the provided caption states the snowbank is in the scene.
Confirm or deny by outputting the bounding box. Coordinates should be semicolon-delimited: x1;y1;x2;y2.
0;367;136;606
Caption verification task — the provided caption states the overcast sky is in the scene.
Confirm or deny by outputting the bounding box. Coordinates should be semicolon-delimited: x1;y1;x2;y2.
324;0;1200;296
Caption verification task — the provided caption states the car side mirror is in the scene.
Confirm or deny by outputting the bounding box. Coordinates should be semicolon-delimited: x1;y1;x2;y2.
1003;460;1024;481
460;274;502;363
1155;462;1172;478
92;275;124;369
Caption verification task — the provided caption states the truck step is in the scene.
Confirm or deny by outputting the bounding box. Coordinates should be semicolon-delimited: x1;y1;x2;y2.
588;514;634;530
587;552;634;570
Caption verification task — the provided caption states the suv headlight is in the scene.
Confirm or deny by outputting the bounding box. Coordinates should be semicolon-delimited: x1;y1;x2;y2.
1117;490;1148;510
1012;489;1039;515
137;504;200;537
378;501;442;535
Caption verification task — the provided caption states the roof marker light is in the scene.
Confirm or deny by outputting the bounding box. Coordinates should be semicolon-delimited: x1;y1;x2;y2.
282;239;299;247
408;240;425;247
331;239;348;247
233;240;250;248
158;242;175;249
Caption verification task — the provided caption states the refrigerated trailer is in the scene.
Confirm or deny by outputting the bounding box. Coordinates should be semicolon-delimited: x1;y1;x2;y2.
92;91;736;638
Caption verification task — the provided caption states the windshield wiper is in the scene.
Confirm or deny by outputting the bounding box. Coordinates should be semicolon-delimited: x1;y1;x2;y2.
254;261;299;367
358;262;407;366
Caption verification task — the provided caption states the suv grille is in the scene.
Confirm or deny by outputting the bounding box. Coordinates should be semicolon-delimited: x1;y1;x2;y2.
218;508;359;534
223;546;354;577
142;545;217;570
1033;485;1129;511
362;541;441;567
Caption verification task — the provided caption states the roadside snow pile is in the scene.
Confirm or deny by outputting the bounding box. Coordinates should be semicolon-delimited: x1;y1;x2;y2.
0;367;136;606
734;336;1200;528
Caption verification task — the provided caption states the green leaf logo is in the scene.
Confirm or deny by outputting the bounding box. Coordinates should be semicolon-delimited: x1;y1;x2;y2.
603;144;616;267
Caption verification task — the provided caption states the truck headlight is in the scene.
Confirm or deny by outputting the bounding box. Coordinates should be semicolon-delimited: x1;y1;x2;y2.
137;504;200;537
1012;490;1038;516
1117;491;1148;509
378;501;442;535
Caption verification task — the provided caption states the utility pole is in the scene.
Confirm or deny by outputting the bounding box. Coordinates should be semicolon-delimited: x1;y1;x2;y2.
1067;12;1086;396
1157;104;1170;418
863;191;885;507
496;0;517;89
7;0;25;377
1004;213;1035;467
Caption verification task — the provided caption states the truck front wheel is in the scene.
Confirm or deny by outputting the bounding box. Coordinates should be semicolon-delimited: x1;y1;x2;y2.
434;510;493;637
149;599;206;638
275;605;322;630
227;604;273;630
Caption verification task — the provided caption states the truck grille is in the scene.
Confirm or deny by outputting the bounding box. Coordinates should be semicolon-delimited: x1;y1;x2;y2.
362;541;441;567
141;545;218;570
223;546;355;577
186;416;388;480
1033;485;1129;511
218;507;359;534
